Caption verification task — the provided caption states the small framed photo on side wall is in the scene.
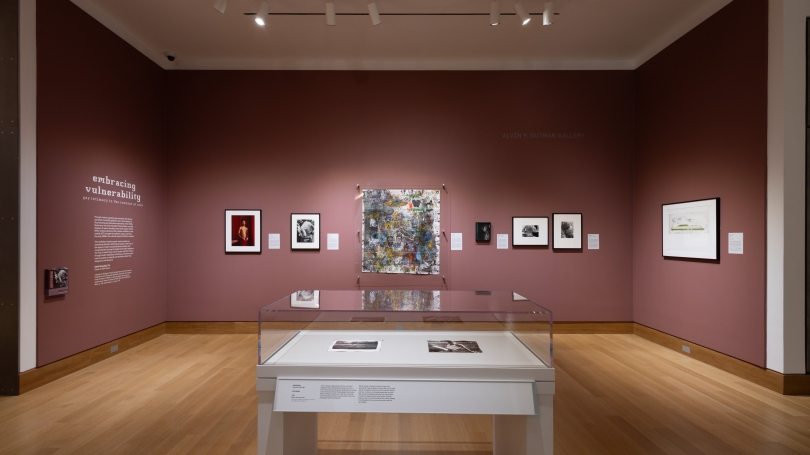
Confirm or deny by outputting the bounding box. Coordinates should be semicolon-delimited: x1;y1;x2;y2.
225;210;261;253
475;222;492;242
512;217;549;246
552;213;582;249
291;213;321;250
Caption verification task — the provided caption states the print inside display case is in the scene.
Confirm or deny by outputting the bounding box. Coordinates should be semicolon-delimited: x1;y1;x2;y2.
256;290;555;455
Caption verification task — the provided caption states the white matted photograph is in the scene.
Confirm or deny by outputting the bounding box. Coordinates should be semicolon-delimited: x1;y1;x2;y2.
225;209;261;253
291;213;320;250
552;213;583;249
512;216;548;246
329;340;381;351
662;198;719;260
427;340;482;353
290;290;319;308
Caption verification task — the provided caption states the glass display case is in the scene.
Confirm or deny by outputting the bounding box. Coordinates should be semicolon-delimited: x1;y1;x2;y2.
256;290;554;455
259;290;552;372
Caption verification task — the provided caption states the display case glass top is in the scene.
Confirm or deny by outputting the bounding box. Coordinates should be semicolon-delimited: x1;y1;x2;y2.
259;290;552;373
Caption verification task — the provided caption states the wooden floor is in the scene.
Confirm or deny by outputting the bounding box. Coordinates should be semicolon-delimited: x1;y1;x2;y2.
1;334;809;455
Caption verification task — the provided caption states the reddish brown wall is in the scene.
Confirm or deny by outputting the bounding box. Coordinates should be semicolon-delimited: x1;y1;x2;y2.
633;0;768;366
37;0;167;366
165;71;636;322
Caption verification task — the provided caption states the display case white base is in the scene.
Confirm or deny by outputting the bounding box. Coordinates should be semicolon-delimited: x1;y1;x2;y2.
257;379;553;455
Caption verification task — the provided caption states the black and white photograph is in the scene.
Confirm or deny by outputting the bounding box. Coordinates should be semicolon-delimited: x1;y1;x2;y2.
290;290;320;308
552;213;583;249
512;216;548;246
329;340;381;351
560;221;575;238
427;340;482;353
291;213;320;250
662;198;720;260
475;222;492;242
225;209;262;253
45;267;69;296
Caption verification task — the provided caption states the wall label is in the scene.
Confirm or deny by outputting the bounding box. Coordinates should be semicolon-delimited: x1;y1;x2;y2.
274;379;539;415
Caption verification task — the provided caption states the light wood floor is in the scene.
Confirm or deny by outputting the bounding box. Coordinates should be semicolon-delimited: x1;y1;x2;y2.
1;333;808;455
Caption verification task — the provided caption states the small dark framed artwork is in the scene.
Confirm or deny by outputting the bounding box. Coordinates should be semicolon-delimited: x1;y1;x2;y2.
291;213;320;250
45;267;69;296
512;217;548;246
475;222;492;242
225;210;261;253
552;213;583;249
662;198;719;260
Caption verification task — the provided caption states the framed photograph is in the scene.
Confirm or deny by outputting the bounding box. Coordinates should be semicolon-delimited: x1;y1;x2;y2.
475;222;492;242
291;213;320;250
291;290;319;308
225;210;261;253
512;217;548;246
552;213;582;249
662;198;719;260
45;267;69;296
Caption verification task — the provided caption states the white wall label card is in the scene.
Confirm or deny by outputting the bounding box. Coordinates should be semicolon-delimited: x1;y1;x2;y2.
497;234;509;249
268;233;280;249
451;233;462;250
327;233;339;250
729;233;743;254
274;379;538;415
587;234;599;250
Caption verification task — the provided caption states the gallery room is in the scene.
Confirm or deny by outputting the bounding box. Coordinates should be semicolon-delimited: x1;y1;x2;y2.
1;0;809;453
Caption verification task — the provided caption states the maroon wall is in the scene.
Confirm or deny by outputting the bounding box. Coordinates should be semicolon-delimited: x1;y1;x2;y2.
37;0;167;365
165;71;636;322
633;0;768;366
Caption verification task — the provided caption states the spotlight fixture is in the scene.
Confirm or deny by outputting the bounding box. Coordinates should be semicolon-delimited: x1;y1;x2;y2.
490;2;500;26
326;3;336;25
255;1;270;25
213;0;229;14
543;2;554;25
514;2;530;25
368;3;381;26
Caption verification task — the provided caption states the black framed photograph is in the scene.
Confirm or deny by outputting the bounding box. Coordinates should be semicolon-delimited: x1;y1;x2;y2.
225;209;261;253
662;198;719;260
512;217;548;246
552;213;582;249
291;213;320;250
475;222;492;242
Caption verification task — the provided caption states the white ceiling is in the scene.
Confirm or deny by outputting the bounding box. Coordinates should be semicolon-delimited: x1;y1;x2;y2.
70;0;732;70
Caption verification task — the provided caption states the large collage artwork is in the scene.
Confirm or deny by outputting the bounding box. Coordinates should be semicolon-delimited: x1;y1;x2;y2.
361;189;440;274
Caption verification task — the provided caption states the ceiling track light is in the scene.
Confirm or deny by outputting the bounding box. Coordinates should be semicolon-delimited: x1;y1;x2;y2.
213;0;229;14
543;2;554;25
255;1;270;25
326;3;336;25
490;2;500;25
514;2;530;25
368;3;381;25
